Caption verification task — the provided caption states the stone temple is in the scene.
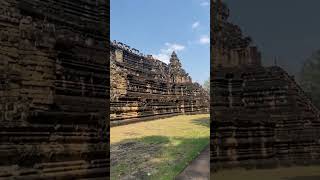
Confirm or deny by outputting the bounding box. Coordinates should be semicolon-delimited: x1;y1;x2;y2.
0;0;109;179
110;40;209;126
211;0;320;171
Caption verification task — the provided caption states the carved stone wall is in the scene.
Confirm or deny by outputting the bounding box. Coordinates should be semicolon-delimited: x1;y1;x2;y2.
0;0;109;179
211;0;320;172
110;41;209;126
212;0;261;68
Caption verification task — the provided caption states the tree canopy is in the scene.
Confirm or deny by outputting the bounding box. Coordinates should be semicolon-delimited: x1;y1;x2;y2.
299;50;320;108
203;78;210;93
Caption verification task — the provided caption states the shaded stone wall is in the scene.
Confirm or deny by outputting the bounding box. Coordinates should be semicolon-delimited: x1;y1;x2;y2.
110;41;209;126
212;0;261;68
0;0;109;178
211;0;320;172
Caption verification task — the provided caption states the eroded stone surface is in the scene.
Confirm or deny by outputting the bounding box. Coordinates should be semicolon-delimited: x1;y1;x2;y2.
211;0;320;172
0;0;109;178
110;41;209;125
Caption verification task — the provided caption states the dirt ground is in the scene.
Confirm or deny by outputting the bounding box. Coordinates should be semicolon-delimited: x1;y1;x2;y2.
175;146;209;180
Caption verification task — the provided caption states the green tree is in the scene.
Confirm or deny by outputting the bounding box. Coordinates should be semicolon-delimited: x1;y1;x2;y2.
203;78;210;93
300;50;320;108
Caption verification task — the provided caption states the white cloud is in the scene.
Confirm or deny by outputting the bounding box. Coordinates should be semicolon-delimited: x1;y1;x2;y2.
153;43;186;64
192;21;200;30
200;1;209;7
199;35;210;44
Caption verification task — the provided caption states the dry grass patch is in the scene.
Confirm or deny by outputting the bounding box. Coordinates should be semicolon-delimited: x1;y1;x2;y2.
110;114;210;180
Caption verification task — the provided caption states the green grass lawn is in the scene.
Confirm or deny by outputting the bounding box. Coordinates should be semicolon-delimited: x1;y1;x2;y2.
110;114;210;180
212;166;320;180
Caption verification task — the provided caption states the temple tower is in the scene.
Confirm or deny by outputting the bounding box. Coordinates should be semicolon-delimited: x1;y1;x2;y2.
169;51;182;83
211;0;320;172
212;1;261;68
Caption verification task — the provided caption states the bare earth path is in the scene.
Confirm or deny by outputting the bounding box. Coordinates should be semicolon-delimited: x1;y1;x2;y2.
175;146;210;180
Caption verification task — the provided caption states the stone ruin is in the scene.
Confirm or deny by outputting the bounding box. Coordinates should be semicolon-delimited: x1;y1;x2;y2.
0;0;109;179
110;40;209;126
211;0;320;171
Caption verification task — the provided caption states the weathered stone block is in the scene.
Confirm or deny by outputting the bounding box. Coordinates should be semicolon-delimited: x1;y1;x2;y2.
0;0;109;178
110;41;209;125
212;0;320;172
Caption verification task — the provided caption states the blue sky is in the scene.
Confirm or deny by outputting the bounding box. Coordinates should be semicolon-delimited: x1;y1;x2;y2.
111;0;210;85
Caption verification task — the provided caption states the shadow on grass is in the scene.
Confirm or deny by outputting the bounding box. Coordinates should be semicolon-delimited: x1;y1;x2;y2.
283;176;320;180
139;135;171;144
191;117;210;128
110;135;209;180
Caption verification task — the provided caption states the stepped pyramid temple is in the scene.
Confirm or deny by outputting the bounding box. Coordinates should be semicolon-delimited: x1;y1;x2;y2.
211;0;320;171
0;0;109;179
110;40;209;126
